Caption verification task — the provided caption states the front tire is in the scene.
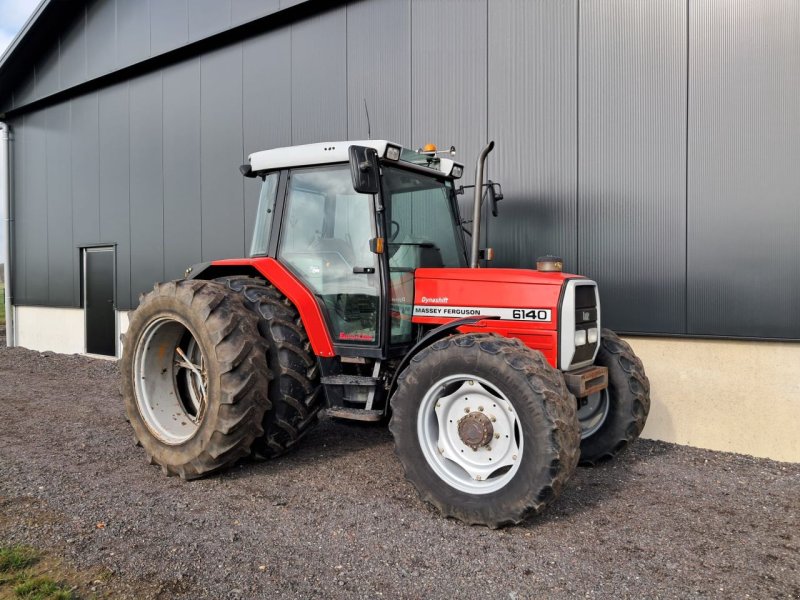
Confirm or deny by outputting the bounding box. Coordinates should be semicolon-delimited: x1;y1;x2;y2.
579;329;650;465
121;279;271;479
389;334;580;528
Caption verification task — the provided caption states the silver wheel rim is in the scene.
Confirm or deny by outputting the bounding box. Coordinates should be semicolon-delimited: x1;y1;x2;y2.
577;389;609;439
133;316;208;445
417;374;523;495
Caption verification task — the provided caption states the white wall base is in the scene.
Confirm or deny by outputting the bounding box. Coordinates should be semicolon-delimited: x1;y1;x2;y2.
14;306;85;355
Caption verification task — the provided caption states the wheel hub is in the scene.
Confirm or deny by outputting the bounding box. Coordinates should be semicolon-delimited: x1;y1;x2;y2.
457;412;494;450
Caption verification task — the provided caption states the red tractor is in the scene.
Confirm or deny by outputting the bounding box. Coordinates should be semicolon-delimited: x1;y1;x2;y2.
121;140;649;527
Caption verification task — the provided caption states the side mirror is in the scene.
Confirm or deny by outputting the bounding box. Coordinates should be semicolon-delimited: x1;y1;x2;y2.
486;180;503;217
349;145;380;194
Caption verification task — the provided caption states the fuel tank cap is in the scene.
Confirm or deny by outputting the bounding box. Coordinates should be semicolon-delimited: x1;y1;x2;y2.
536;255;563;272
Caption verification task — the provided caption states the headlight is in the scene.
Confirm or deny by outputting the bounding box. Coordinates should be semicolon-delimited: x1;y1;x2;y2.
587;328;598;344
451;164;463;178
575;330;587;346
385;144;401;161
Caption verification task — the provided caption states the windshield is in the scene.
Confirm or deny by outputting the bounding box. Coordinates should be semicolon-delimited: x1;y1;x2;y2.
382;165;467;270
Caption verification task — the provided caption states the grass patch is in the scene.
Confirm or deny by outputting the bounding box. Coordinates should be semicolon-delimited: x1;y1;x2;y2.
0;546;75;600
13;577;73;600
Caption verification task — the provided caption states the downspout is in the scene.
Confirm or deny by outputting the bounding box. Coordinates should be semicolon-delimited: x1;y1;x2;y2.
469;140;495;268
0;122;13;347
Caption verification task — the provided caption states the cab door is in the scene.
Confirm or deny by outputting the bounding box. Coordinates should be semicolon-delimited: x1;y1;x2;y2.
277;165;382;348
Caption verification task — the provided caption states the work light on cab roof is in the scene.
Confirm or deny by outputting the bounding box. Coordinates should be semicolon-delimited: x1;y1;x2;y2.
121;136;651;529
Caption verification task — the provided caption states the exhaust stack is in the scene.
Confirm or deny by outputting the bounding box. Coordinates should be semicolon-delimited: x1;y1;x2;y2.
469;140;495;268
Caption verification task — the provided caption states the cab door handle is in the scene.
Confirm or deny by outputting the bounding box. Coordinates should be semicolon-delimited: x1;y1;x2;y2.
353;267;375;274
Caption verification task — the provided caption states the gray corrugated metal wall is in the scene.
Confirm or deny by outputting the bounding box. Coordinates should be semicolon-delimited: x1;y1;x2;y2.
5;0;800;339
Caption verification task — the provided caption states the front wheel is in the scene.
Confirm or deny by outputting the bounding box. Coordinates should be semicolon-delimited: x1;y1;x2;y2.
579;329;650;465
389;334;580;528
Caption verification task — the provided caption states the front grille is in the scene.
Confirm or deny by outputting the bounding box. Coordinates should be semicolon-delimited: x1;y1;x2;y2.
571;284;599;366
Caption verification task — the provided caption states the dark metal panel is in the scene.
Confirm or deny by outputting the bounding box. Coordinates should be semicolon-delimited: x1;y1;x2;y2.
487;0;577;272
117;0;151;67
163;59;202;281
232;0;279;26
129;73;165;305
151;0;189;56
688;0;800;338
59;8;87;89
98;85;131;309
411;0;486;188
12;71;35;109
46;103;74;306
10;116;27;302
86;0;116;78
71;93;101;249
189;0;231;41
578;0;687;333
22;109;49;304
346;0;411;144
290;8;347;144
200;44;245;261
242;28;291;251
34;43;60;99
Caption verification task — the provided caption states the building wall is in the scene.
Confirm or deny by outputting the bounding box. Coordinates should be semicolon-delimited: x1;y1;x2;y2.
6;0;800;339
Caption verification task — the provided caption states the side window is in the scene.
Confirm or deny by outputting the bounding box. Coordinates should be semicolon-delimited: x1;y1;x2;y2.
278;166;380;344
249;172;280;256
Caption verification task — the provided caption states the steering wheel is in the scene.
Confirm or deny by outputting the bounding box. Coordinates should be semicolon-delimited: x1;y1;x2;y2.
389;220;401;241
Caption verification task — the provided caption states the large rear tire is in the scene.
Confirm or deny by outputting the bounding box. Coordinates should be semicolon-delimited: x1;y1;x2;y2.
579;329;650;465
121;279;271;479
389;333;580;528
215;276;324;458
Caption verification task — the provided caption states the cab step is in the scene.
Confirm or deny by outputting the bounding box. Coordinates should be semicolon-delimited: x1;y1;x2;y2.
326;407;383;422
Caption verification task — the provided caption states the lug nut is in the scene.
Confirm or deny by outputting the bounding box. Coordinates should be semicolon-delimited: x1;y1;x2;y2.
494;433;500;439
486;445;492;451
468;380;474;386
490;416;496;422
478;406;484;412
464;407;470;413
512;454;518;461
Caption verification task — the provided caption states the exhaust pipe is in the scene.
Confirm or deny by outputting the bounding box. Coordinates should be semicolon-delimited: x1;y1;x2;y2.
0;122;12;346
469;140;495;268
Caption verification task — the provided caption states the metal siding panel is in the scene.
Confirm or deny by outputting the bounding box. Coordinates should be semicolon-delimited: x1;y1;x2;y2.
13;72;35;109
291;8;347;144
117;0;151;67
346;0;411;144
232;0;279;26
243;29;291;251
71;94;101;249
578;0;687;333
151;0;189;55
411;0;486;188
60;9;88;89
688;0;800;338
86;0;117;78
23;110;49;304
487;0;577;272
46;104;75;306
129;73;165;305
98;85;132;310
200;45;245;261
163;60;202;280
11;117;27;302
189;0;232;41
35;43;60;99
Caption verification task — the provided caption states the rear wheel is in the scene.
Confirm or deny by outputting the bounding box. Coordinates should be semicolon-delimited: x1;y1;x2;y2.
216;276;324;458
121;279;271;479
389;333;580;528
579;329;650;465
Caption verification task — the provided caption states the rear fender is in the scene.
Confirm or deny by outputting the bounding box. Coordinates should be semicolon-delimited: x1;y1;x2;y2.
187;257;336;357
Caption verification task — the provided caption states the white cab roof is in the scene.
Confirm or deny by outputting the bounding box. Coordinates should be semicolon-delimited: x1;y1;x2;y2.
247;140;460;178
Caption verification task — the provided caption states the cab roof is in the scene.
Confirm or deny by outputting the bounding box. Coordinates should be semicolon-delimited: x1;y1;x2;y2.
247;140;462;178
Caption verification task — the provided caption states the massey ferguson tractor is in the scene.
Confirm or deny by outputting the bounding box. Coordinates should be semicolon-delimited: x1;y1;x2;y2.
121;140;650;527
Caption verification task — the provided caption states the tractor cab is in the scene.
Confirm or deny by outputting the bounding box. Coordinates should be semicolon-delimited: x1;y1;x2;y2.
244;141;472;358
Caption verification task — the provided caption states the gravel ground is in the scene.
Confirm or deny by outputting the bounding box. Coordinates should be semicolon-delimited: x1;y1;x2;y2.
0;344;798;599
